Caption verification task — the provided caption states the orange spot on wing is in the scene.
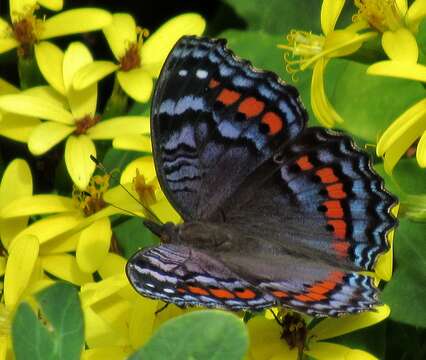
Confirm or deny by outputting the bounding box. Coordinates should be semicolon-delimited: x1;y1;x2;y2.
326;183;346;199
261;112;283;135
297;271;346;302
235;288;256;299
332;241;351;257
209;288;235;299
238;97;265;117
323;200;344;218
217;89;241;105
209;79;220;88
316;168;338;184
188;286;209;296
328;219;347;239
296;155;314;171
272;290;288;298
177;288;186;293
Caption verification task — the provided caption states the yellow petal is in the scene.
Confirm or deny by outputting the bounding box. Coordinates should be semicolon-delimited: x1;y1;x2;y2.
306;342;359;360
323;30;372;58
121;156;156;184
382;28;418;63
84;306;118;348
40;232;79;255
37;0;63;11
68;84;97;119
0;194;75;218
28;121;74;155
98;253;127;279
0;113;40;143
88;116;150;139
39;8;112;40
76;218;112;273
374;204;399;280
15;212;83;244
113;134;152;152
345;349;379;360
82;347;130;360
103;13;137;60
0;18;18;53
63;42;93;90
0;158;32;208
406;0;426;32
377;98;426;155
80;274;128;307
0;159;32;248
310;304;390;341
152;198;181;224
0;78;19;95
321;0;346;35
4;235;39;310
141;13;206;77
42;254;93;285
247;316;297;360
34;42;66;95
9;0;37;22
417;130;426;167
23;85;68;108
129;298;158;349
73;61;119;90
65;135;96;189
117;69;153;102
367;60;426;82
0;93;73;123
311;58;343;127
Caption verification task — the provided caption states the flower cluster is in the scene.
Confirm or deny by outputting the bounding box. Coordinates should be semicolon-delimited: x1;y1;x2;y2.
280;0;426;172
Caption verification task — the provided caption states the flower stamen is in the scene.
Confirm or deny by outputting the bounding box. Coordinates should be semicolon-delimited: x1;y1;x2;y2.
73;174;110;216
353;0;404;32
119;27;149;71
11;5;43;57
74;114;101;135
133;169;156;207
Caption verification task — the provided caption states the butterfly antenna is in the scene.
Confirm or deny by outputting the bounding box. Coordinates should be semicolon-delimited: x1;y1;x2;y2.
90;155;163;224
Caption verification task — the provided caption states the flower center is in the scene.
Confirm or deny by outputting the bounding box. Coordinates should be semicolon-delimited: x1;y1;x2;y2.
73;174;110;216
74;114;101;135
119;27;149;71
133;169;157;207
353;0;404;32
11;6;43;57
279;30;325;76
279;311;307;355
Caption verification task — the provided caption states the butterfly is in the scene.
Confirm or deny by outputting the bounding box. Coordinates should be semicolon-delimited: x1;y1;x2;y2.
125;36;397;316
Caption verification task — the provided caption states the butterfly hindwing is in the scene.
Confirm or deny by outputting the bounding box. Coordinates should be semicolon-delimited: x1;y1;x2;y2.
126;244;275;310
151;36;307;221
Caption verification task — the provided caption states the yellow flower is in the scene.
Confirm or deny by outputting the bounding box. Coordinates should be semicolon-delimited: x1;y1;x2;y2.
279;0;377;127
104;156;180;224
73;13;206;102
0;170;121;280
79;252;190;358
0;41;149;189
0;0;111;57
354;0;426;82
0;78;41;142
247;306;390;360
376;97;426;172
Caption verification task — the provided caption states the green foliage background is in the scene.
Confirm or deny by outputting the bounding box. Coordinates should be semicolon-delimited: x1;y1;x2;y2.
1;1;425;359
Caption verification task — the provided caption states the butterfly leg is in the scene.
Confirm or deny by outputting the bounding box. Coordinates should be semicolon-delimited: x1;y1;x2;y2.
155;302;170;315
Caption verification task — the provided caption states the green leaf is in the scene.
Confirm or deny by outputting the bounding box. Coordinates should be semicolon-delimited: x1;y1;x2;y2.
221;0;322;35
385;320;426;359
416;18;426;64
12;282;84;360
327;59;426;142
129;310;249;360
114;217;159;259
381;218;426;327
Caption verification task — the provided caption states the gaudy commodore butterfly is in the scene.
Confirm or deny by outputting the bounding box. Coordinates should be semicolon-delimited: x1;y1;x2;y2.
126;36;397;317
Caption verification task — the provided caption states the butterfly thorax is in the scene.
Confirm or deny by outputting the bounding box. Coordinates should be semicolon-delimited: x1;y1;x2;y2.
144;219;234;252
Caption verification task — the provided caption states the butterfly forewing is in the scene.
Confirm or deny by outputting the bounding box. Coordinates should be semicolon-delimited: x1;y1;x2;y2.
151;35;307;221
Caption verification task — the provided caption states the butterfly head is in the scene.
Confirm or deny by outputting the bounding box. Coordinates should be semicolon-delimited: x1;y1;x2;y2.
143;219;179;244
